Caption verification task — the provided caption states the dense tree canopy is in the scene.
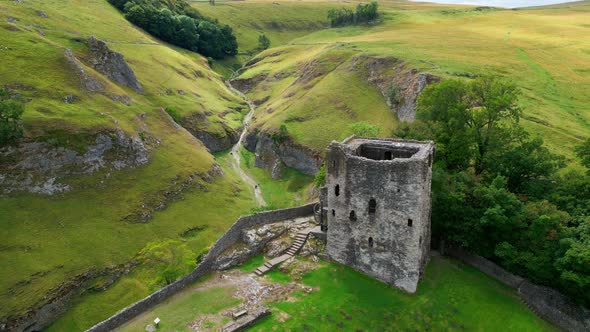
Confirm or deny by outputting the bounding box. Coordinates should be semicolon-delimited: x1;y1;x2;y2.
328;1;379;27
399;76;590;306
110;0;237;59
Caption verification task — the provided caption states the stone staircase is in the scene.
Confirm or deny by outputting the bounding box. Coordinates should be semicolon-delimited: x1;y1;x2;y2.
254;230;311;276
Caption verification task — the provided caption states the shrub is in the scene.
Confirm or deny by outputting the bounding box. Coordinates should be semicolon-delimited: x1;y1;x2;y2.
258;34;271;50
328;1;378;27
110;0;237;59
387;84;402;105
165;107;181;123
350;121;381;137
0;88;25;145
270;124;289;144
314;163;326;187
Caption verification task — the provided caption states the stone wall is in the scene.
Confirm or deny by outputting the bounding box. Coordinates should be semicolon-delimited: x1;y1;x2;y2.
325;138;434;293
447;246;590;332
85;203;315;332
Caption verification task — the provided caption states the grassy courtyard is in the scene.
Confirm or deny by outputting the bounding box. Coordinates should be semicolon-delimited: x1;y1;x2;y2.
115;255;556;331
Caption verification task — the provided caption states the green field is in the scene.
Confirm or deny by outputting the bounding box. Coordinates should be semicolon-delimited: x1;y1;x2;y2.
237;148;314;208
255;256;557;331
115;255;557;331
195;0;590;165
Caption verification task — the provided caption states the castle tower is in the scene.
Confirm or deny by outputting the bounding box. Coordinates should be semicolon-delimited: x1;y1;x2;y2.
325;137;434;293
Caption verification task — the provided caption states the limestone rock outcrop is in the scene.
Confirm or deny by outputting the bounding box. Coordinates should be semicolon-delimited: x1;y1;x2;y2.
63;48;105;92
349;55;439;122
87;36;143;93
0;130;148;195
179;112;240;152
243;130;322;178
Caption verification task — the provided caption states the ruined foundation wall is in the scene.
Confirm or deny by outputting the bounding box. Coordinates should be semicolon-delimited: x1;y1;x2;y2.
86;203;315;332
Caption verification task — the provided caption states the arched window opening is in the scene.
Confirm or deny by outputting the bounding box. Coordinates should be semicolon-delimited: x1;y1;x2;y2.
384;151;392;160
368;237;374;248
332;209;336;217
408;219;413;227
349;210;356;221
368;199;376;214
335;184;340;196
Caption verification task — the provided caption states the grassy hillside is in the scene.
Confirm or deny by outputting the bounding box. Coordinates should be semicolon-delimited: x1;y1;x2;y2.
200;0;590;165
0;0;257;327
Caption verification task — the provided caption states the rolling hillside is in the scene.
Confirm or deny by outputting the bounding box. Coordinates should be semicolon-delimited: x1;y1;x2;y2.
195;0;590;169
0;0;588;330
0;0;258;330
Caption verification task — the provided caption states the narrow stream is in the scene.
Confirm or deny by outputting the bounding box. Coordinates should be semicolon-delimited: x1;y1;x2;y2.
226;81;266;207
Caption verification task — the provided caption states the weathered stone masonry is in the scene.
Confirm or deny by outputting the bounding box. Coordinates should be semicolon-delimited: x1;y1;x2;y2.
325;138;434;293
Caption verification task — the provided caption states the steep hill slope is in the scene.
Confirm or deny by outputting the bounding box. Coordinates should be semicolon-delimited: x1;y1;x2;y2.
199;0;590;174
0;0;257;330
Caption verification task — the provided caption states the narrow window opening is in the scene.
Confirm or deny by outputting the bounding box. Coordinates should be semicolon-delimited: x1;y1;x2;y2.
332;160;336;168
384;151;392;160
419;236;422;245
428;153;433;166
331;209;335;217
368;199;376;214
397;188;400;193
335;184;340;197
408;219;413;227
349;210;356;221
368;237;374;248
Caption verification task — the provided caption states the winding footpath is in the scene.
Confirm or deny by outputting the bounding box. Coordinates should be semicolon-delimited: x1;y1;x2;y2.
226;81;266;207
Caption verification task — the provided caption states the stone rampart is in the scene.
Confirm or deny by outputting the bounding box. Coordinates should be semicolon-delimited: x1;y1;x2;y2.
86;203;315;332
447;246;590;332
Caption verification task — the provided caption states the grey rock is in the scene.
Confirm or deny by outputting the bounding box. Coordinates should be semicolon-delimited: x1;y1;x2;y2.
252;132;321;177
87;36;143;93
242;223;288;248
37;11;48;18
264;236;291;258
64;49;105;93
229;74;268;94
0;130;148;195
178;112;240;152
62;94;79;103
270;159;284;179
243;129;259;152
214;244;253;270
193;130;239;153
349;55;439;122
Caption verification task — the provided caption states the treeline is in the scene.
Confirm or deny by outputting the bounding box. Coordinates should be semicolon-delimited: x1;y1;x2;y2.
328;1;379;27
397;76;590;306
108;0;237;59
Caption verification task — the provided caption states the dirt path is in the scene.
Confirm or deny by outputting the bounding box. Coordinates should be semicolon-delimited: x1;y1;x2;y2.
226;81;266;207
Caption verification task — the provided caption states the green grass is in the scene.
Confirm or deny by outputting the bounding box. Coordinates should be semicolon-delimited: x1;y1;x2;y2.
201;0;590;167
239;147;314;208
44;152;256;331
117;280;240;332
0;0;256;324
190;0;336;53
251;256;557;331
240;255;266;273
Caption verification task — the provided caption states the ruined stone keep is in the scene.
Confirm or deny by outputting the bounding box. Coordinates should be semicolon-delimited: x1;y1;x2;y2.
325;138;434;293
